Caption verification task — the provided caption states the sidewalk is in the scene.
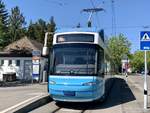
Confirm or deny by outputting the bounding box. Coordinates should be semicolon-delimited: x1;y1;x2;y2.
117;75;150;113
0;83;50;113
126;75;150;92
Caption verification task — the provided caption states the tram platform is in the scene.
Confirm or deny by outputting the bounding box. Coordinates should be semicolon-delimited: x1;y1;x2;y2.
0;83;50;113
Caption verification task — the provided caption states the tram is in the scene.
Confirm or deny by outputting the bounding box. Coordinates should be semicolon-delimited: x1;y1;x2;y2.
43;28;113;102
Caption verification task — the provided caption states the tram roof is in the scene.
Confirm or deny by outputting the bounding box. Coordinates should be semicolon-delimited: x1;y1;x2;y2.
56;27;102;34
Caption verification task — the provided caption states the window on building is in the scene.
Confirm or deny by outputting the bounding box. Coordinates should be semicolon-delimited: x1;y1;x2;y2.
1;60;4;66
16;60;20;66
9;60;12;65
0;60;4;66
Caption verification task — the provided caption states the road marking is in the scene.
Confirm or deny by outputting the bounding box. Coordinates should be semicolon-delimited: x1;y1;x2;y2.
61;108;81;112
0;95;41;113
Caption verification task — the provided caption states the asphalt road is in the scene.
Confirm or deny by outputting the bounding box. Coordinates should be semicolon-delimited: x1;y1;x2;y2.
29;77;145;113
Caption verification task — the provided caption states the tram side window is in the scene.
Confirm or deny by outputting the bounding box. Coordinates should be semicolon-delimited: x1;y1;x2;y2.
98;48;104;77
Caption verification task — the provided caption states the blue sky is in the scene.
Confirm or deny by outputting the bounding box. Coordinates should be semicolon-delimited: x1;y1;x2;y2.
4;0;150;53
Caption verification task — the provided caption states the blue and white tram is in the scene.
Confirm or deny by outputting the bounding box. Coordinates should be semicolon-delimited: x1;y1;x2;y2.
47;28;112;102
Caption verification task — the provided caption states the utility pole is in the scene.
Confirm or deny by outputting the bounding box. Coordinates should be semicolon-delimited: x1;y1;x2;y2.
111;0;116;36
82;7;104;27
144;50;148;109
140;31;150;110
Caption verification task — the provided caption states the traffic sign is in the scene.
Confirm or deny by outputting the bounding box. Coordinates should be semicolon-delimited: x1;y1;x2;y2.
140;31;150;109
140;31;150;50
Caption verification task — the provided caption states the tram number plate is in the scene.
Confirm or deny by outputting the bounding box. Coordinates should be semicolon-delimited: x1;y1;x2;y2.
63;91;75;96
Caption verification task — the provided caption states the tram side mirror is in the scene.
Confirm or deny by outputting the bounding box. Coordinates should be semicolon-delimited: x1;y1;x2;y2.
42;46;49;57
42;32;52;57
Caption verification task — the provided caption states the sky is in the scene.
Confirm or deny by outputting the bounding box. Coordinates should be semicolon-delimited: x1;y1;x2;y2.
3;0;150;53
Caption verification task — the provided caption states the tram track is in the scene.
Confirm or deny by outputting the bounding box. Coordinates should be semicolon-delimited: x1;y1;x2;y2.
51;101;87;113
29;99;88;113
29;78;116;113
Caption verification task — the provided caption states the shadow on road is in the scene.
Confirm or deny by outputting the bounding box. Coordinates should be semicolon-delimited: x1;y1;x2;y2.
56;78;136;110
0;80;32;87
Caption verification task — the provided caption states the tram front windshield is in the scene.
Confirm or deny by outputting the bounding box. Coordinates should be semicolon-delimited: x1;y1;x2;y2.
52;44;98;75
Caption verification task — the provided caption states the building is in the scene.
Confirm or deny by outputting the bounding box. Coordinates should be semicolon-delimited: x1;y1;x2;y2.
0;37;43;82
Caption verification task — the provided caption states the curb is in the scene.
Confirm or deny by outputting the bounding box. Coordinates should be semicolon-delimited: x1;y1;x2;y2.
8;94;52;113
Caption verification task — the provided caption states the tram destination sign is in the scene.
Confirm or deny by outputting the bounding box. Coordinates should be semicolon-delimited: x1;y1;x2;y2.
140;31;150;50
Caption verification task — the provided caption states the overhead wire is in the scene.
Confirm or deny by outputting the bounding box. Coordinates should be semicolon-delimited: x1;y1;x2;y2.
89;0;101;28
45;0;66;6
103;25;150;30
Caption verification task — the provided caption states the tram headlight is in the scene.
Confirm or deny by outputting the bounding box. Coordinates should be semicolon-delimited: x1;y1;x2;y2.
49;80;56;85
82;82;96;86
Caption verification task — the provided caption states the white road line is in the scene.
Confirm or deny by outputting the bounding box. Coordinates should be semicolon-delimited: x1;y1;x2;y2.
61;108;81;112
0;95;41;113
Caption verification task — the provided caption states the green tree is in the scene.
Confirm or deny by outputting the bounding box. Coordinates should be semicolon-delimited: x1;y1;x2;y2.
130;51;144;72
108;34;131;72
27;21;35;39
8;6;26;42
0;0;9;48
47;16;56;46
27;19;47;43
130;51;150;73
27;16;56;45
0;0;8;27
